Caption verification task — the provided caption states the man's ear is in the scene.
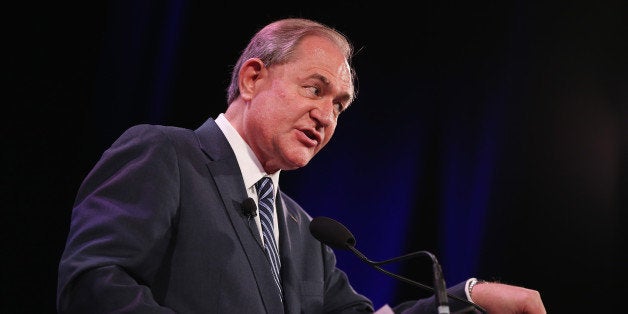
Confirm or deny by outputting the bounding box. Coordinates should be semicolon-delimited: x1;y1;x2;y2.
238;58;265;101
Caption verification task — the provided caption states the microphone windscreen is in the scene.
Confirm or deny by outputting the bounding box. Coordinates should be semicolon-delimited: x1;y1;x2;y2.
309;216;356;249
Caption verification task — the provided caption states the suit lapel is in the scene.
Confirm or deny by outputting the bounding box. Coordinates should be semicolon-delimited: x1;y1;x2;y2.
195;118;284;313
276;193;303;314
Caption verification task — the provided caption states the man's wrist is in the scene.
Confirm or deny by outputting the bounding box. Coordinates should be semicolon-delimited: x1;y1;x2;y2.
465;278;486;303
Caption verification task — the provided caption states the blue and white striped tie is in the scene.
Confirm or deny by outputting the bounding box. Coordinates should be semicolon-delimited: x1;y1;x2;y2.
255;177;283;300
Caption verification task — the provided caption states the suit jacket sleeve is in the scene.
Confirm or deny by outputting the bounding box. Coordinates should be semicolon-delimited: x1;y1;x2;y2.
57;125;180;313
317;227;375;313
392;281;482;314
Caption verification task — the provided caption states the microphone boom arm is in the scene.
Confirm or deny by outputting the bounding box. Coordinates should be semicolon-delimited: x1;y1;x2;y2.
347;246;437;294
309;216;486;313
346;242;486;314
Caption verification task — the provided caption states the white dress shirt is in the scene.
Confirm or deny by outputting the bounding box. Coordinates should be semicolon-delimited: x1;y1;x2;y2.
215;113;281;248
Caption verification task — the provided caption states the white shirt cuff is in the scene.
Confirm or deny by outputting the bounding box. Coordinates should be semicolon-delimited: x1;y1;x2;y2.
464;277;478;302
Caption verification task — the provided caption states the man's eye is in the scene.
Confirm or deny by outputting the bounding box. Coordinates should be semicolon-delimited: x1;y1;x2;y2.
306;86;320;96
333;102;344;115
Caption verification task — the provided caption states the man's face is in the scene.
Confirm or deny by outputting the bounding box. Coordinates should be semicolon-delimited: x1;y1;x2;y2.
244;35;353;173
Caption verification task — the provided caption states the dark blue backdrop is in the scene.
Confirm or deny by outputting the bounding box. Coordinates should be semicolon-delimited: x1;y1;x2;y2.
6;1;626;313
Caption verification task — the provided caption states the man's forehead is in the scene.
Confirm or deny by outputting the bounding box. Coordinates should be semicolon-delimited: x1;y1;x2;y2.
293;36;354;97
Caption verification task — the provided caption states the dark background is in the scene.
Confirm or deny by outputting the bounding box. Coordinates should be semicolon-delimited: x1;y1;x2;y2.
6;1;626;313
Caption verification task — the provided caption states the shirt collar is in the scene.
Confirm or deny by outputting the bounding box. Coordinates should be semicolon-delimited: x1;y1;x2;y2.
215;113;280;195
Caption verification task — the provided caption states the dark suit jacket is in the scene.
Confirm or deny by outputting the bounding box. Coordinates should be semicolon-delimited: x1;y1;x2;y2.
57;118;473;314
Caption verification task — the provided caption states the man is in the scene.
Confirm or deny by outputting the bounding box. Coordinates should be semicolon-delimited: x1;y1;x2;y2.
57;18;546;313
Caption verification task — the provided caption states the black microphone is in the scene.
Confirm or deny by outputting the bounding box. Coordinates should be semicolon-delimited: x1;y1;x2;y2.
309;216;486;314
241;197;257;218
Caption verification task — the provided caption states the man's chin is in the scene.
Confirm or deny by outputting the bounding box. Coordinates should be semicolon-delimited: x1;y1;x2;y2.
282;153;314;170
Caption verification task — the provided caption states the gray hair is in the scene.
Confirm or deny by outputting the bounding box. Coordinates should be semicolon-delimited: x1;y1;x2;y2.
226;18;356;105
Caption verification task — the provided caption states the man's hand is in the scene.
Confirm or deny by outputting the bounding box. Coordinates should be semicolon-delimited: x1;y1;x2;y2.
472;282;546;314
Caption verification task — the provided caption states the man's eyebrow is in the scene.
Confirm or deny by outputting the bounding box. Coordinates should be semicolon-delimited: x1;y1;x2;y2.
308;73;330;85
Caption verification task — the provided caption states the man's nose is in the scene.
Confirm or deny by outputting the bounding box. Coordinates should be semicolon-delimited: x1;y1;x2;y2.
310;101;335;128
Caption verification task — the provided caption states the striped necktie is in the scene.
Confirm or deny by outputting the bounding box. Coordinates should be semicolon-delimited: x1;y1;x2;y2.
255;177;283;300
